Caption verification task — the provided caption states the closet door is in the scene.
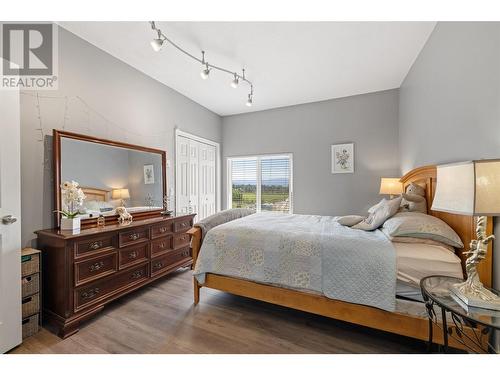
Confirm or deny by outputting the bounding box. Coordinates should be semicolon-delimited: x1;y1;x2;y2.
175;136;190;214
188;140;199;219
199;143;216;220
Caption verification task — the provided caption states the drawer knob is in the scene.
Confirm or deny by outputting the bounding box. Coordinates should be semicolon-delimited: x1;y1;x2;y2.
89;261;105;272
81;287;100;300
89;241;103;250
128;251;138;259
153;262;163;270
181;222;187;227
159;227;167;233
159;242;165;249
131;270;143;279
129;233;140;241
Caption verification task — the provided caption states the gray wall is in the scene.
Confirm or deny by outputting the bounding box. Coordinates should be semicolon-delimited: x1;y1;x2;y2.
20;26;222;246
399;22;500;292
222;89;400;216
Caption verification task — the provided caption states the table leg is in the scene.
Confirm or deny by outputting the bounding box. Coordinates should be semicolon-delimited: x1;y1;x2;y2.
427;316;433;353
441;307;448;353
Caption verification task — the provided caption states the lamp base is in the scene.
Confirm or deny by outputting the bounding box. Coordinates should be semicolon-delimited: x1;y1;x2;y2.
450;283;500;311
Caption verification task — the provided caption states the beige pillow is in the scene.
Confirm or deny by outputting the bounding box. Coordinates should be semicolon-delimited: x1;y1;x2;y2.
353;196;402;231
391;236;455;253
382;212;464;248
336;215;365;227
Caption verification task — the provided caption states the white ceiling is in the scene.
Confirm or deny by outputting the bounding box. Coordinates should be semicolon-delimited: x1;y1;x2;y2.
59;22;436;116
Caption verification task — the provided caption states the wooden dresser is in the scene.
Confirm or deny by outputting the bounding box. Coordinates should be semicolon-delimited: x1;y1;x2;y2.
36;214;195;338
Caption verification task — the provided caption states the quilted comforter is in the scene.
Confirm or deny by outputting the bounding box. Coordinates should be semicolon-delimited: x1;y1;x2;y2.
193;212;397;311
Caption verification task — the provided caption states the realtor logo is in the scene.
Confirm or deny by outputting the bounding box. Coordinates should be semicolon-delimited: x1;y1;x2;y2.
1;23;58;89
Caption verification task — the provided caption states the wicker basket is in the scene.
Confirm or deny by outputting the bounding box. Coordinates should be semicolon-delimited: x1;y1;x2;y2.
22;273;40;298
22;314;39;339
22;293;40;318
21;249;40;277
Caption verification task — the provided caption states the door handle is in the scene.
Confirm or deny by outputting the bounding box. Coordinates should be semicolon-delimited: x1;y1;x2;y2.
1;215;17;225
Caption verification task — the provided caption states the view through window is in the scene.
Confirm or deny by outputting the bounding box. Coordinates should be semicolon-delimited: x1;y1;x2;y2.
228;154;292;213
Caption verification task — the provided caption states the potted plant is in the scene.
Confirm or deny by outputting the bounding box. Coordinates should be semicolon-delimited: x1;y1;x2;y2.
56;180;86;231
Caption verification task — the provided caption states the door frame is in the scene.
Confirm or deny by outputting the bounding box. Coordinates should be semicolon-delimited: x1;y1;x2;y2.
174;128;221;214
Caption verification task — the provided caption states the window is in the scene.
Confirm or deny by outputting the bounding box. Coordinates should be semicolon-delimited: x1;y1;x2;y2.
227;154;293;213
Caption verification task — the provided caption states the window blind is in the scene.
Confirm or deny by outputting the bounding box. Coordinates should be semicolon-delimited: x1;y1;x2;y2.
229;154;292;213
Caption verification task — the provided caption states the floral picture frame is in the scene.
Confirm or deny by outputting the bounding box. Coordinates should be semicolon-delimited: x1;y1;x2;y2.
143;164;155;184
331;143;354;174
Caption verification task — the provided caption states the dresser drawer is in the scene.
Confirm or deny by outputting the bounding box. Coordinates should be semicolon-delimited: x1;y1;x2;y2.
75;234;116;258
151;247;191;277
119;228;149;248
173;232;190;249
173;218;192;233
74;263;148;312
74;252;117;286
151;236;173;257
118;243;148;270
151;222;173;239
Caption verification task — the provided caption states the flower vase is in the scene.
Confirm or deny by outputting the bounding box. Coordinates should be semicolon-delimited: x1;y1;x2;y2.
60;217;81;232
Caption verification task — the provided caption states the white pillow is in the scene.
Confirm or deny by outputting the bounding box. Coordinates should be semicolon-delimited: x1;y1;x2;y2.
336;215;365;227
368;198;386;214
353;196;402;231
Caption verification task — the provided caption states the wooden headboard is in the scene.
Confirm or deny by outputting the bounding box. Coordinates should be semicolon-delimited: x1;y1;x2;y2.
81;187;109;202
400;165;493;287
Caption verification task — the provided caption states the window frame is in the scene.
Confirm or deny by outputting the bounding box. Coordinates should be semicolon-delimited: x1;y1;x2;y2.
226;153;294;213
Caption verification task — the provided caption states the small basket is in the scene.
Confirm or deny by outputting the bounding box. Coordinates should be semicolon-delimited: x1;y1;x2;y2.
22;293;40;318
21;249;40;277
22;314;39;339
22;273;40;298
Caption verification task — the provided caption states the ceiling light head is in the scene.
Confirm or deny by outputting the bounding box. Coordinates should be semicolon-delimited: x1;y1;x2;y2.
246;94;253;107
151;29;164;52
200;63;211;80
230;73;239;88
151;38;164;52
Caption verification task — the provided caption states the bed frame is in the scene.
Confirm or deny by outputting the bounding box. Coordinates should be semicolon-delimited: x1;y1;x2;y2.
188;165;493;351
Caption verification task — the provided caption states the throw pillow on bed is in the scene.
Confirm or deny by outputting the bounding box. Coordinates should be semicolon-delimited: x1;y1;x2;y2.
382;212;464;248
336;215;365;226
352;196;402;231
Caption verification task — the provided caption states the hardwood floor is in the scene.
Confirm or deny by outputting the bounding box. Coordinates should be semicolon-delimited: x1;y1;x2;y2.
11;268;429;354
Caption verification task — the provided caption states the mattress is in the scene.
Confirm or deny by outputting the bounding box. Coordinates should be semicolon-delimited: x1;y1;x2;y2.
394;242;464;301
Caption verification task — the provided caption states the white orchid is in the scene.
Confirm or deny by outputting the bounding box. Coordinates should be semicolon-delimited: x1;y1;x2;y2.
56;180;86;219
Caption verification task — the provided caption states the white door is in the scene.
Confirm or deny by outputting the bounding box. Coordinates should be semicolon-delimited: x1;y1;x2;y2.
0;84;22;353
188;140;199;219
199;143;216;219
175;130;218;221
175;136;190;214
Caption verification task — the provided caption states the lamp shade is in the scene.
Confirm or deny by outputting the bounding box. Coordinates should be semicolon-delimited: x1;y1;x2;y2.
379;178;403;195
112;188;130;200
432;160;500;216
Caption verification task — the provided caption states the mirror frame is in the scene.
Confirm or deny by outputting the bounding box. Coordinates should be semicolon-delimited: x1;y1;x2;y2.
53;129;167;229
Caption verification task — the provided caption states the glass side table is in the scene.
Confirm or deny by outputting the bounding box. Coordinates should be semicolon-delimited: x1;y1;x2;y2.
420;275;500;353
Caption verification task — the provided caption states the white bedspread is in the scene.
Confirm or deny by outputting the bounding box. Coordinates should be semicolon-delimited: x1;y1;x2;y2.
193;213;397;311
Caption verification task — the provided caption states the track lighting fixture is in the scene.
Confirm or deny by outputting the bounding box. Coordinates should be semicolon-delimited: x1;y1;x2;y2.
230;73;239;88
246;94;253;107
150;23;164;52
149;21;254;107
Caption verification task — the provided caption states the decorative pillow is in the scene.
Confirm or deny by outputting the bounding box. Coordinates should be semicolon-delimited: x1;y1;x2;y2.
336;215;365;227
382;212;464;248
368;198;386;214
391;236;455;252
353;196;402;231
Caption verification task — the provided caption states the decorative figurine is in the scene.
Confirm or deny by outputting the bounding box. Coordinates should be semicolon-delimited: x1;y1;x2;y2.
116;206;133;225
97;214;105;228
161;194;173;216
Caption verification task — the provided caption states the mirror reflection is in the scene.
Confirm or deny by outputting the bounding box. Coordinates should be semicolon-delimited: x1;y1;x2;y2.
60;137;164;218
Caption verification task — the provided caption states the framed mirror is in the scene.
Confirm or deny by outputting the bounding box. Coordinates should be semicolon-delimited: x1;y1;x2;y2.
53;130;167;228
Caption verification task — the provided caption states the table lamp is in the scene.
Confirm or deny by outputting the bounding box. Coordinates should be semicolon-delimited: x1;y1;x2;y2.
379;178;403;199
432;160;500;310
112;188;130;207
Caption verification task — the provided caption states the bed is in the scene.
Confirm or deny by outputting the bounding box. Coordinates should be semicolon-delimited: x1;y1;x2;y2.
188;165;494;350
